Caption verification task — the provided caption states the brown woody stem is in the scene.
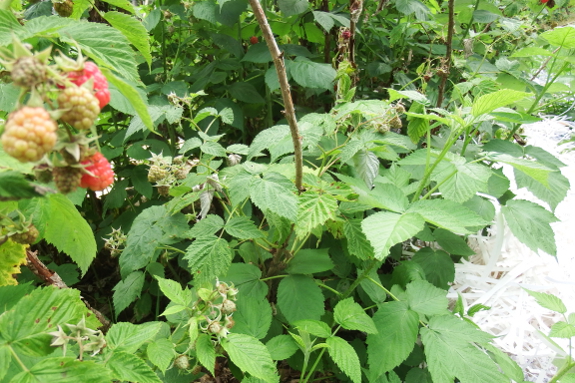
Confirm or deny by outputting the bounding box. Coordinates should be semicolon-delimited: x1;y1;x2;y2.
248;0;303;191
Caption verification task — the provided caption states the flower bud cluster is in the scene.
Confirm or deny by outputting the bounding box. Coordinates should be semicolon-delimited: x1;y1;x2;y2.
196;280;239;340
103;227;127;257
48;316;106;360
147;153;198;196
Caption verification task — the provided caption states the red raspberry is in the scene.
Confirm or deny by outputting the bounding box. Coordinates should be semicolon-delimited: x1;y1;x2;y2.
58;85;100;130
66;62;110;108
250;36;258;45
53;166;83;194
80;152;114;191
1;107;58;162
342;30;351;40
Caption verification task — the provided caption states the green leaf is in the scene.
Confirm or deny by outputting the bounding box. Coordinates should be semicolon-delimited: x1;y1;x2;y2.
549;322;575;338
59;21;140;81
288;59;337;90
278;0;309;16
421;315;507;383
367;301;419;375
266;335;299;360
44;194;96;276
541;26;575;48
0;82;19;113
113;271;145;317
224;216;264;239
406;280;449;316
334;297;377;333
295;191;338;238
233;294;272;339
106;321;163;353
103;12;151;66
388;89;430;106
292;319;332;338
433;229;475;256
326;336;361;383
472;90;531;116
557;374;575;383
155;276;192;306
361;212;425;260
438;161;491;203
229;82;265;103
10;357;113;383
394;0;430;19
523;288;566;313
100;0;135;13
193;1;217;24
184;236;233;283
412;248;455;290
250;173;298;222
343;219;375;260
484;344;524;383
188;214;225;238
196;333;216;375
313;11;334;32
353;149;379;188
286;248;334;275
201;141;228;157
277;275;325;323
222;333;279;383
360;183;409;213
242;43;273;63
0;283;34;313
502;200;558;256
489;153;554;187
106;351;162;383
406;102;429;142
0;287;99;356
0;171;42;199
515;169;569;212
407;199;489;234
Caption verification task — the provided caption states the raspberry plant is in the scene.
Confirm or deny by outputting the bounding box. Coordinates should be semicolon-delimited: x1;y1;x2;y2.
0;0;574;382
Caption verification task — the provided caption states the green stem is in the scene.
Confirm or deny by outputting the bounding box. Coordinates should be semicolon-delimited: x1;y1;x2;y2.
8;346;29;373
316;282;343;297
341;259;380;299
461;0;480;42
260;274;288;282
301;348;327;383
549;358;575;383
420;169;457;200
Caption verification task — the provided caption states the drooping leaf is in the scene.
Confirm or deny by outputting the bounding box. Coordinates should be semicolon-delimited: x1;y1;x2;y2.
288;59;337;90
334;298;377;333
229;82;265;103
326;336;362;383
488;153;554;186
367;301;419;375
277;275;325;323
44;194;96;276
112;271;145;317
433;229;475;256
0;171;43;199
549;322;575;338
502;200;558;256
222;333;279;383
515;169;569;212
353;149;379;188
184;236;233;283
278;0;310;17
362;212;425;260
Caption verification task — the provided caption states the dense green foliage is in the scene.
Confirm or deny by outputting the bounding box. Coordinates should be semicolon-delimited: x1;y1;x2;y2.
1;0;575;381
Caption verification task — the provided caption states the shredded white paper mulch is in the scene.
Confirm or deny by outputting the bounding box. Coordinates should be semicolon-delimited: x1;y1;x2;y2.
447;117;575;383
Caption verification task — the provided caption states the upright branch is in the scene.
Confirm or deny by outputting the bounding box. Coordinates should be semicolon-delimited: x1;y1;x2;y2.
436;0;454;107
249;0;303;191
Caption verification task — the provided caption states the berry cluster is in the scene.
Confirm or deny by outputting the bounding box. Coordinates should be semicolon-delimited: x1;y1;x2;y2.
0;40;115;194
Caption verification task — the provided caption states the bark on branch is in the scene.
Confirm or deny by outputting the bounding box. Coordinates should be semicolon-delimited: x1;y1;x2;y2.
248;0;303;191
